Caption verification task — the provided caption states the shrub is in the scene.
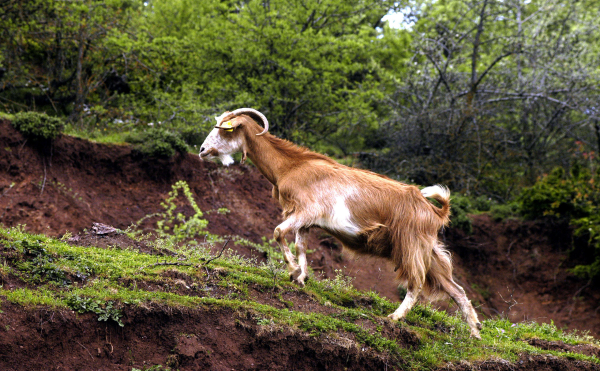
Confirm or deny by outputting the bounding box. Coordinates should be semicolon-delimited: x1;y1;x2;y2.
179;126;209;146
12;111;64;140
472;195;492;212
489;203;519;222
450;195;473;234
519;163;600;279
125;128;188;158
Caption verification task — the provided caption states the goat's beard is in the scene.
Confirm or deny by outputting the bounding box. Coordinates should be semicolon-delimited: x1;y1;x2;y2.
219;154;235;166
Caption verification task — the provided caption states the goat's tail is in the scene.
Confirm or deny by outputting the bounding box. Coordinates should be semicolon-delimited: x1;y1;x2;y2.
421;185;451;225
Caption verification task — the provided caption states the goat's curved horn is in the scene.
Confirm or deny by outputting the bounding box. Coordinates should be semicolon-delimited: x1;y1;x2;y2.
226;108;269;136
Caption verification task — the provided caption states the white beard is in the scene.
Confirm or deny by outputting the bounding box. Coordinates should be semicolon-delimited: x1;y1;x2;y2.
219;154;235;166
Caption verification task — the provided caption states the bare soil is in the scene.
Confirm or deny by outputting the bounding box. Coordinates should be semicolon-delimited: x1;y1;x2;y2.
1;120;599;370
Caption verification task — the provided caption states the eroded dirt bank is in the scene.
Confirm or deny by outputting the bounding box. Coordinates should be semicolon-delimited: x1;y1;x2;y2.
1;119;600;365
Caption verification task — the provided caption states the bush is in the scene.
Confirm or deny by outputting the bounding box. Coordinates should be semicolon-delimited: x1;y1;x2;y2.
179;126;209;147
519;163;600;280
12;111;64;140
125;128;188;158
450;195;473;234
472;195;492;212
489;203;519;222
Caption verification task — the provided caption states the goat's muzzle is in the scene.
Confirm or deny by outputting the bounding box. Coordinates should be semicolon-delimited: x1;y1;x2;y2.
199;147;218;160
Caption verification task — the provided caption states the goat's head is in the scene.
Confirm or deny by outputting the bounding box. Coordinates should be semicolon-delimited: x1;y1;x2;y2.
199;108;269;166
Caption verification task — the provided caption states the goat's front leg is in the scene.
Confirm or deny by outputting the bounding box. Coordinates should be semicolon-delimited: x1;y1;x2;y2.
388;285;422;321
273;219;301;282
291;228;310;286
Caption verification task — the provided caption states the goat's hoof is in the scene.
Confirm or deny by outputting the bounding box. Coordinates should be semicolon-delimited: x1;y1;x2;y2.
470;329;482;340
387;313;403;321
289;268;306;287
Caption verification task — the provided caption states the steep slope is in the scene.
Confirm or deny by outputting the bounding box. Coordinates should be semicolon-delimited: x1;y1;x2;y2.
0;226;598;370
1;119;599;339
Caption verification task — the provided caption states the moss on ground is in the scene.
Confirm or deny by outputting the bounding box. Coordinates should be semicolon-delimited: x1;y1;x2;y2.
0;225;598;369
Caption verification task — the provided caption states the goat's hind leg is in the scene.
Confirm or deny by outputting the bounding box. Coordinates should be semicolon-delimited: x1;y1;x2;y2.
443;279;482;339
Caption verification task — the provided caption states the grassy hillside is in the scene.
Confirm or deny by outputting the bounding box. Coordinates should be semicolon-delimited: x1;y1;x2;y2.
0;224;598;370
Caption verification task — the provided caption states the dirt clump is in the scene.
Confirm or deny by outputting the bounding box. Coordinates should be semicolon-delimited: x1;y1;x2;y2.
67;222;169;256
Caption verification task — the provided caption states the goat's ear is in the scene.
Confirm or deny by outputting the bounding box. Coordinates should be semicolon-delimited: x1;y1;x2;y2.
215;118;243;132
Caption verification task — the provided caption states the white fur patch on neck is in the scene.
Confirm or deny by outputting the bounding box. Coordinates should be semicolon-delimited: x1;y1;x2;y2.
220;154;235;166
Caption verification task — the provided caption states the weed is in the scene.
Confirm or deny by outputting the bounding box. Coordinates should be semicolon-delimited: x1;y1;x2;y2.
257;317;274;326
13;239;70;286
133;180;212;246
66;295;124;327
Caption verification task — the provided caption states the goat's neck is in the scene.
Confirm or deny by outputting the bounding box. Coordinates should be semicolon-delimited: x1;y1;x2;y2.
243;131;293;186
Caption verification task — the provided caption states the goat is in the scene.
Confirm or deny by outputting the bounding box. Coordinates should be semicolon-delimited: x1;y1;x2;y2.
199;108;482;338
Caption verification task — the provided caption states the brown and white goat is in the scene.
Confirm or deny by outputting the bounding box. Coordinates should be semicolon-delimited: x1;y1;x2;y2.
199;108;482;338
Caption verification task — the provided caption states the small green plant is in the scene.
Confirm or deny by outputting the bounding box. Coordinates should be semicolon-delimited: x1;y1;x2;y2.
134;180;211;245
12;111;64;141
257;317;274;326
156;180;209;242
66;295;124;327
13;239;70;286
125;128;188;158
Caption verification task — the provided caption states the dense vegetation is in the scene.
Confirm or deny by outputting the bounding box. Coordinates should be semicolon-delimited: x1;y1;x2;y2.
2;0;598;194
1;1;600;276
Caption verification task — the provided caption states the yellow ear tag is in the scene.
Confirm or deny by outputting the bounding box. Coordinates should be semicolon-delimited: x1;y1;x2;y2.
222;121;234;132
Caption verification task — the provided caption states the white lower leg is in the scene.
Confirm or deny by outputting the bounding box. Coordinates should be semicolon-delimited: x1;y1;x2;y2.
293;229;309;285
389;287;421;321
448;281;482;338
274;221;299;273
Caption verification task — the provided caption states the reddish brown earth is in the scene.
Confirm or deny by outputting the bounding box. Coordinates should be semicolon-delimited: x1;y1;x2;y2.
1;119;600;369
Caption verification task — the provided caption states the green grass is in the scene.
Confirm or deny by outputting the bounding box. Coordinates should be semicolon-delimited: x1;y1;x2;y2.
0;225;598;369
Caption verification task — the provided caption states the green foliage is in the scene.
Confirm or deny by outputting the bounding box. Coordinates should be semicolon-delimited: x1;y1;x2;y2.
450;194;520;233
11;112;64;141
125;128;188;158
156;180;208;241
472;196;492;212
66;295;124;327
12;239;70;286
489;203;520;222
450;195;474;234
363;0;600;197
518;149;600;279
133;180;211;247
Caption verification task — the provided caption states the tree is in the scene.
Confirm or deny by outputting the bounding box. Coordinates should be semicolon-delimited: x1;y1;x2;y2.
0;0;139;124
123;0;405;153
365;0;600;198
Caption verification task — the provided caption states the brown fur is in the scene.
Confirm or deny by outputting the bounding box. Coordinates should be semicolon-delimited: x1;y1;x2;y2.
208;113;481;338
